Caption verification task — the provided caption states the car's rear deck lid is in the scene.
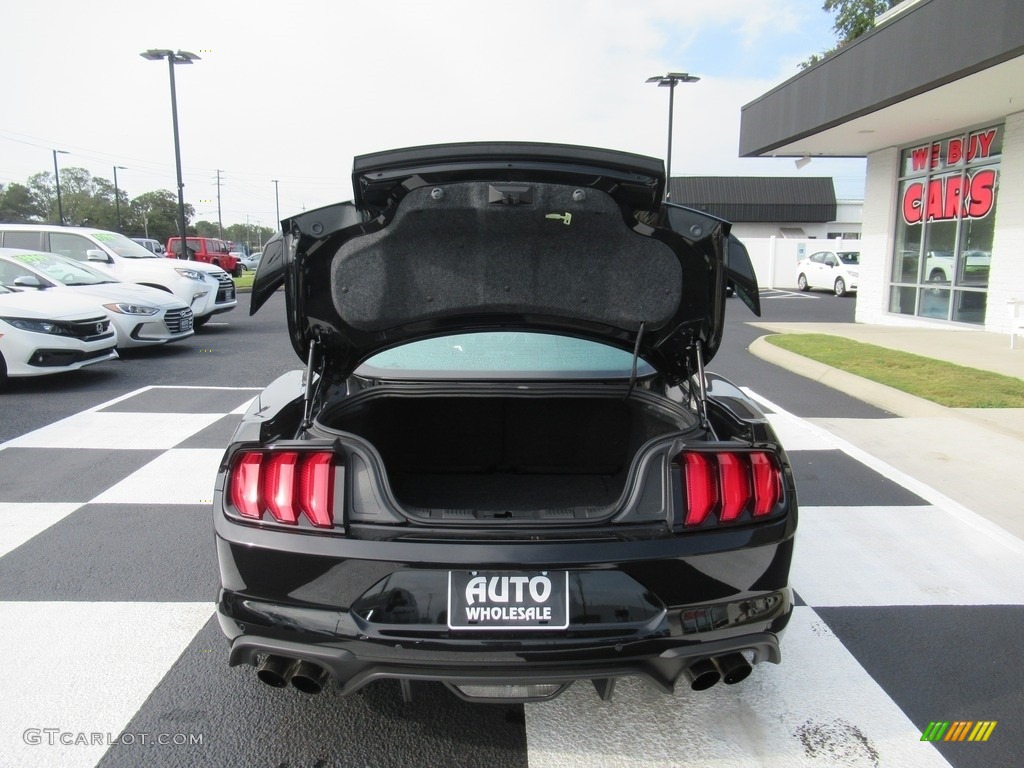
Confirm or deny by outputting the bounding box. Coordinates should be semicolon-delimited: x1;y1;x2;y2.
258;142;758;382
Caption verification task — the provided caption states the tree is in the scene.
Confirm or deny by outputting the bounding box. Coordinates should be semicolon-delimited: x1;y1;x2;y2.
800;0;897;69
0;182;45;223
125;190;195;244
193;220;222;238
24;167;122;228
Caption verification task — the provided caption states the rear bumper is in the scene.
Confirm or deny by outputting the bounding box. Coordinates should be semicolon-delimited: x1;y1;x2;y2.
215;512;795;698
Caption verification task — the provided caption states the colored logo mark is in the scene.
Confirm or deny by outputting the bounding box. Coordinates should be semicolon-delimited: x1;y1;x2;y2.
921;721;997;742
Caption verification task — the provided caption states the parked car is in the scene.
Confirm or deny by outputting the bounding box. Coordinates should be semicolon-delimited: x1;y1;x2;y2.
131;237;166;256
796;250;859;296
237;252;261;272
923;249;992;285
216;142;797;704
0;283;118;387
0;249;194;348
0;225;236;328
166;237;242;277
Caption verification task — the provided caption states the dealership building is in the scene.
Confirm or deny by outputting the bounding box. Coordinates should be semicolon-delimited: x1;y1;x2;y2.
739;0;1024;333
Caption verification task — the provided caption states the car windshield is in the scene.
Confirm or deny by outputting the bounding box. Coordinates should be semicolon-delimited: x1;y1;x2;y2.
838;252;860;265
7;252;115;286
90;231;161;259
358;332;655;380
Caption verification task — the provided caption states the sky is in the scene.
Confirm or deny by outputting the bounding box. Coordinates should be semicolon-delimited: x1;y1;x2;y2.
0;0;866;231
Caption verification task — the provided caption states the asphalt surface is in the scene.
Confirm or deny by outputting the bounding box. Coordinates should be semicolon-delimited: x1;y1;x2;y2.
1;289;1021;768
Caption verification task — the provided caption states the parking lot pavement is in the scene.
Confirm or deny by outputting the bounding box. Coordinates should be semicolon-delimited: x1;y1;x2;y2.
750;325;1024;540
3;385;1022;767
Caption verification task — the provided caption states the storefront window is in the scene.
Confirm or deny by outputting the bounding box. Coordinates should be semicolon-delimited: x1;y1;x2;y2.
890;125;1001;325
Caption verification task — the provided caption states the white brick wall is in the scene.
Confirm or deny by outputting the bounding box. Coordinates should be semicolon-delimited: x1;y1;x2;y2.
986;110;1024;333
856;148;900;324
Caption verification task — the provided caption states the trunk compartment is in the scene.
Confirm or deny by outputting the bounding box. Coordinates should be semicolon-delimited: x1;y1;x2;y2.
317;392;695;514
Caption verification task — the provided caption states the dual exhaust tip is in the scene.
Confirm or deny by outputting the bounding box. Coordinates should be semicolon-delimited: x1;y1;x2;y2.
684;653;753;691
256;655;331;694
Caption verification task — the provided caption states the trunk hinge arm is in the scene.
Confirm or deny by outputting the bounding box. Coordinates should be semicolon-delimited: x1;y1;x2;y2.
693;340;710;430
624;321;646;400
300;336;321;432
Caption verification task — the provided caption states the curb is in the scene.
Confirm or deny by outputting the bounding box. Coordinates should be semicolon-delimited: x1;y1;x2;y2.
749;335;949;418
750;334;1024;441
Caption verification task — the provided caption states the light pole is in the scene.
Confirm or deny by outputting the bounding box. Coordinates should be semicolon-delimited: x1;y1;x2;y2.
645;72;700;200
52;149;69;225
140;48;200;256
113;165;127;232
271;179;280;227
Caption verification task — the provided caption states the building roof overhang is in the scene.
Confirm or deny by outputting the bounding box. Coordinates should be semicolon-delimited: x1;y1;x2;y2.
739;0;1024;159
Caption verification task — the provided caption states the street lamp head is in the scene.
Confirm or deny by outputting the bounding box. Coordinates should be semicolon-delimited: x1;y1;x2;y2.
140;49;174;60
140;49;201;64
53;149;70;156
646;72;701;87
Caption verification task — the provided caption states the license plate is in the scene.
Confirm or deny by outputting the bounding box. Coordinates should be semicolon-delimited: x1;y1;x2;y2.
181;316;193;332
447;571;569;631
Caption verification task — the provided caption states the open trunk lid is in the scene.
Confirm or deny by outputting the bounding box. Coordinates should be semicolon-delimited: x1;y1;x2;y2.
252;142;760;383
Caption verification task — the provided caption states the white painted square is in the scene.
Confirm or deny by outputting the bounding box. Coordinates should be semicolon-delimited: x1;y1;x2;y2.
0;601;213;768
2;412;226;451
763;411;838;452
525;606;951;767
792;506;1024;606
89;449;223;505
0;503;82;558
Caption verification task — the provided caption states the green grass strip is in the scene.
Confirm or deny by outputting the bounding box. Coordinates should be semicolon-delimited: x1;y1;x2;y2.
765;333;1024;408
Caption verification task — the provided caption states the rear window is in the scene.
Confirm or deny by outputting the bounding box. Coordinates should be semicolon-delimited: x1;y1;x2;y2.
358;332;653;379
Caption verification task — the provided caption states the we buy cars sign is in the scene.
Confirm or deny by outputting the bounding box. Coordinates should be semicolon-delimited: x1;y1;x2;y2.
901;128;998;225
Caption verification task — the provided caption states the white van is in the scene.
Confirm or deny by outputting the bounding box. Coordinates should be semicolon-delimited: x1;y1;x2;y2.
131;237;166;255
0;225;236;327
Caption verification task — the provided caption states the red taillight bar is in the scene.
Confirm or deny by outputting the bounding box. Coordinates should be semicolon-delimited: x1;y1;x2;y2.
678;451;782;527
229;450;337;528
683;453;717;526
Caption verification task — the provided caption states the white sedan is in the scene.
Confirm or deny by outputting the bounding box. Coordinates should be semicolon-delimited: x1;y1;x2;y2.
0;283;118;386
0;249;194;349
796;250;859;297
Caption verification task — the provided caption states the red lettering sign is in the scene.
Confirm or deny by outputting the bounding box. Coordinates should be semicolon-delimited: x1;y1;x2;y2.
906;128;998;172
901;169;998;225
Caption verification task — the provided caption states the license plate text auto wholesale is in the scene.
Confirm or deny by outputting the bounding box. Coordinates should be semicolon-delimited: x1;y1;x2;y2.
448;571;569;630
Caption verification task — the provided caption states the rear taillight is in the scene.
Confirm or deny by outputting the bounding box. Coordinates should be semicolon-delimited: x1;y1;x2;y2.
677;451;783;528
228;450;337;528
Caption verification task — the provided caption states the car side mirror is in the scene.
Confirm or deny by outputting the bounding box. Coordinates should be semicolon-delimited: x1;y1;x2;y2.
12;275;45;289
86;249;111;263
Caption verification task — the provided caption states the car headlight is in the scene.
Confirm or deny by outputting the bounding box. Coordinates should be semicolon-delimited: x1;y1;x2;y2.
848;271;859;278
175;268;206;282
0;317;65;335
103;302;160;316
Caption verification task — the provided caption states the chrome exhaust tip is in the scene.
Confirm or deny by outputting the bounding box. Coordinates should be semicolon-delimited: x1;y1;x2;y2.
684;658;722;691
290;661;331;695
255;655;298;688
717;652;753;685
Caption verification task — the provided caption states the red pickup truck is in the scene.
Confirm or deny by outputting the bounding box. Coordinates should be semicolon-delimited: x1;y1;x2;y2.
166;237;241;277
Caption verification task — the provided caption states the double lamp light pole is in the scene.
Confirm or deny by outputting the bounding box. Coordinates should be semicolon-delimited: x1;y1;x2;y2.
140;48;200;254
